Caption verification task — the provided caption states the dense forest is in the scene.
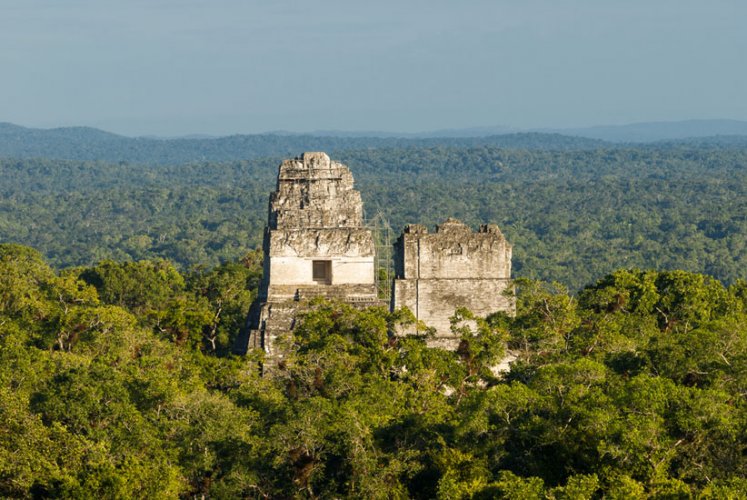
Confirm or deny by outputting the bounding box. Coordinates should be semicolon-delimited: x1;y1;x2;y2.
2;146;747;290
2;243;746;497
2;136;747;496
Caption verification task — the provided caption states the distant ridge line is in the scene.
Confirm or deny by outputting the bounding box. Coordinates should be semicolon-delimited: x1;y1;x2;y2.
1;120;747;165
3;118;747;142
0;124;608;165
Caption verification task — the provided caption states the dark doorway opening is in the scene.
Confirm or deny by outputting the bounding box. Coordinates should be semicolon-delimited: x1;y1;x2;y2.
312;260;332;284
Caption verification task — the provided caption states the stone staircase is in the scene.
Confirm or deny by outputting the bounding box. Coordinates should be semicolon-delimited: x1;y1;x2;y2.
291;284;383;306
239;286;386;361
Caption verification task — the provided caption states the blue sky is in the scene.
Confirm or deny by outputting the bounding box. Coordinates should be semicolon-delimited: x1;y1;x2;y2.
1;0;745;136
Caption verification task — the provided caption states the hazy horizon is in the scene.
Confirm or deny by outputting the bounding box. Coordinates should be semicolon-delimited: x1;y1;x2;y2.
6;117;747;141
2;1;746;136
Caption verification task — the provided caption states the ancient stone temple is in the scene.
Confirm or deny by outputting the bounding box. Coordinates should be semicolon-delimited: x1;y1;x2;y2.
392;218;514;349
238;152;515;363
239;152;381;360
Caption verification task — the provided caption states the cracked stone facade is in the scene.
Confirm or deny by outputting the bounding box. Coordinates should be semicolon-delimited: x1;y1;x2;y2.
392;218;514;349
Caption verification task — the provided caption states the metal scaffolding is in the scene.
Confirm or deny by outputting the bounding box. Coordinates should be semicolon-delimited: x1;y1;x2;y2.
365;211;394;301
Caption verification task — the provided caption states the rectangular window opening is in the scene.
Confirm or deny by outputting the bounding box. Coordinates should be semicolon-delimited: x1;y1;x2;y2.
312;260;332;284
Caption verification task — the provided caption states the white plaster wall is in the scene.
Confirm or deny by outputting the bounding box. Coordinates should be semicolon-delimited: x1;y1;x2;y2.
331;258;374;284
269;256;313;285
269;256;375;286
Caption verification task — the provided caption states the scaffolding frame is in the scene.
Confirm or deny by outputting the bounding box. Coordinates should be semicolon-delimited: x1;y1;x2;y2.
365;211;394;302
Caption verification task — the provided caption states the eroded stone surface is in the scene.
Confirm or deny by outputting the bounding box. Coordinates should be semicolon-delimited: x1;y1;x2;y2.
269;152;364;230
392;218;514;344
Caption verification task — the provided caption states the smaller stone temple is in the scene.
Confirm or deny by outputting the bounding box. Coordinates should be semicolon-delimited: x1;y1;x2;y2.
239;152;514;363
392;219;513;348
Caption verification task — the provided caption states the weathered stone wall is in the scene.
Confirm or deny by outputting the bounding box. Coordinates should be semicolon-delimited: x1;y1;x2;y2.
393;218;514;345
399;219;511;280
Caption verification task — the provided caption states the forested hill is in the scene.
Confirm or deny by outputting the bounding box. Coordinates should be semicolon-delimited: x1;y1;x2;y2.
0;122;607;163
646;134;747;149
2;146;746;290
4;122;747;165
